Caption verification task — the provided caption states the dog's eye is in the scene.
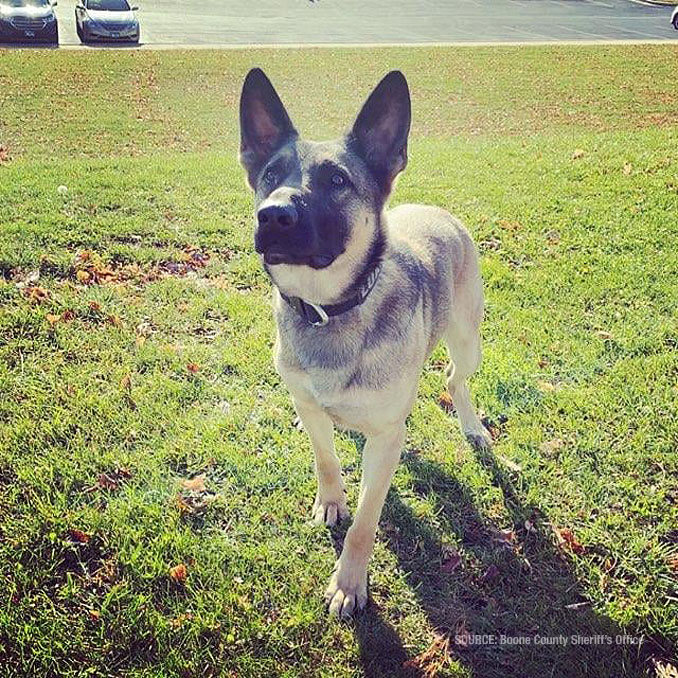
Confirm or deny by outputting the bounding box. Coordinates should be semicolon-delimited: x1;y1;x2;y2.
331;172;346;188
263;169;278;185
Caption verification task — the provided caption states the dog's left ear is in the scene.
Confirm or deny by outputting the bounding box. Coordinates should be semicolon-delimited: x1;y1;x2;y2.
349;71;411;195
240;68;297;188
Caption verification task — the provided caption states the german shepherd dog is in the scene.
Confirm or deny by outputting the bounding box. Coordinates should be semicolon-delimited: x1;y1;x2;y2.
239;69;492;617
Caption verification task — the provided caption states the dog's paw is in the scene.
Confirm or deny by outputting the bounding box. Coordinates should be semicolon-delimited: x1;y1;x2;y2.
465;426;493;450
325;561;368;618
312;493;349;527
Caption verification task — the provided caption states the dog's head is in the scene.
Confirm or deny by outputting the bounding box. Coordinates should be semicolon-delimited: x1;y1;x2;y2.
239;68;411;304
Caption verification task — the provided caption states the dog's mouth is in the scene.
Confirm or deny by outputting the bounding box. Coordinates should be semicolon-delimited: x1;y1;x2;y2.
262;250;335;269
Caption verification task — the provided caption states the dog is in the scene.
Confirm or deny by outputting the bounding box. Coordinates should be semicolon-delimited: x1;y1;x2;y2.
239;68;492;617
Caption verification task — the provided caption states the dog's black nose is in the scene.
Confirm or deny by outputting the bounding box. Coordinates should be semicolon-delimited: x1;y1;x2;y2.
257;203;298;229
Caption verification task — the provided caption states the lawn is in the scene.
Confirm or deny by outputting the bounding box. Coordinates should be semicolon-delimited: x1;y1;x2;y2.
0;45;677;678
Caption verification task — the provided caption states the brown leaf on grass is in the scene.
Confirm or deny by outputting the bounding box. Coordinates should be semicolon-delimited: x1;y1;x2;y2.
595;330;613;340
169;563;188;583
67;529;91;544
540;438;564;456
88;301;102;312
182;474;206;493
85;468;132;493
107;314;122;327
438;391;455;413
481;563;500;582
0;146;10;163
61;309;76;321
441;548;462;574
572;148;586;160
491;528;516;547
652;658;678;678
23;286;50;303
537;380;557;393
88;610;101;621
76;270;91;283
623;163;633;176
46;313;61;326
186;362;200;374
554;526;585;555
402;633;451;677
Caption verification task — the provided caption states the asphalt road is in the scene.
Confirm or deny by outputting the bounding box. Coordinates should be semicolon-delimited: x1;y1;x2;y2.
11;0;678;46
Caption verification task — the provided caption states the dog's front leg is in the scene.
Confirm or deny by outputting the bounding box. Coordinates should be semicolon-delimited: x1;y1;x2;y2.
326;423;405;617
294;399;349;527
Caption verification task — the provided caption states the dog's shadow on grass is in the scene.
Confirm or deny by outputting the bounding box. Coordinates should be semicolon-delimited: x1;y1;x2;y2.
339;434;664;678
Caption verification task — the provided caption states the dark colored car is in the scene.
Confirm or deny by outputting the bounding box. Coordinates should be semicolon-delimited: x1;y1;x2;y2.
672;6;678;30
0;0;58;44
75;0;139;43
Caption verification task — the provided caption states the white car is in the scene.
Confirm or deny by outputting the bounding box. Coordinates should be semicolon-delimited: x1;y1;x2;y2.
672;5;678;30
75;0;139;43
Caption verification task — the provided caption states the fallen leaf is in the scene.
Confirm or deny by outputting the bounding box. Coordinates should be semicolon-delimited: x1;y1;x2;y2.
23;286;49;303
169;563;188;583
182;474;206;493
438;391;455;413
554;526;585;555
540;438;564;456
537;380;557;393
107;314;122;327
61;309;76;321
88;610;101;621
496;454;522;472
0;146;9;163
84;468;132;493
491;528;516;547
46;313;61;326
572;149;586;160
76;270;91;283
186;362;200;374
441;550;462;574
402;633;451;677
68;529;91;544
623;163;633;176
88;301;101;312
595;330;613;340
482;563;500;582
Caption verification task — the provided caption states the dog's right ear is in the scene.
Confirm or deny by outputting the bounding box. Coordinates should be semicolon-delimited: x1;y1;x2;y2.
239;68;297;188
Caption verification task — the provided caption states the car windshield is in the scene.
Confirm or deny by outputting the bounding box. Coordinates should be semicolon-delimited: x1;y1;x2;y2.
86;0;130;10
3;0;51;7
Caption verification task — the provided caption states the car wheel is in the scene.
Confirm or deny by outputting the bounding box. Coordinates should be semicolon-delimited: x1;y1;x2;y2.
673;16;678;30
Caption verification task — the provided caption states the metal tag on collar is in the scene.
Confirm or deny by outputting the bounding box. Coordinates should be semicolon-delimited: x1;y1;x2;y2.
305;302;329;327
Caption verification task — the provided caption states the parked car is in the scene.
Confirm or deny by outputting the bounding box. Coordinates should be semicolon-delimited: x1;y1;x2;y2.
0;0;58;44
672;5;678;30
75;0;139;43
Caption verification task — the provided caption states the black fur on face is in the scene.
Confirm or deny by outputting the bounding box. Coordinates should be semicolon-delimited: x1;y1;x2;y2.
239;69;410;280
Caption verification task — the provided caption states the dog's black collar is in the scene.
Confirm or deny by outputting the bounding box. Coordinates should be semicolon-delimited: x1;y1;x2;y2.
280;264;382;327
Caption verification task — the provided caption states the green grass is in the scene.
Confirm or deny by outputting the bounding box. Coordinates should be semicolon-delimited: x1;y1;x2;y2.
0;45;677;678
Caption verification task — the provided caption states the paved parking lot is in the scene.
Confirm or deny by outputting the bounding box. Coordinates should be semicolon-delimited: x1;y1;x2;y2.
12;0;678;46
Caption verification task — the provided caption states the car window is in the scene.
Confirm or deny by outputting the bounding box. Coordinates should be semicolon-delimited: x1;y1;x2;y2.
86;0;131;10
4;0;52;7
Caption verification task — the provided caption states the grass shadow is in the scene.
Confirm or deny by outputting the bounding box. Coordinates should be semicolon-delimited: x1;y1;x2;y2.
348;437;667;678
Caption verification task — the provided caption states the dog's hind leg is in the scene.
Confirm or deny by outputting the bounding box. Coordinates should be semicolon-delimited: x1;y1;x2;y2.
294;399;349;527
444;271;492;449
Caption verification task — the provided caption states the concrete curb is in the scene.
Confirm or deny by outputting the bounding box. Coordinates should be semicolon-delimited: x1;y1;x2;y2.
3;38;673;51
